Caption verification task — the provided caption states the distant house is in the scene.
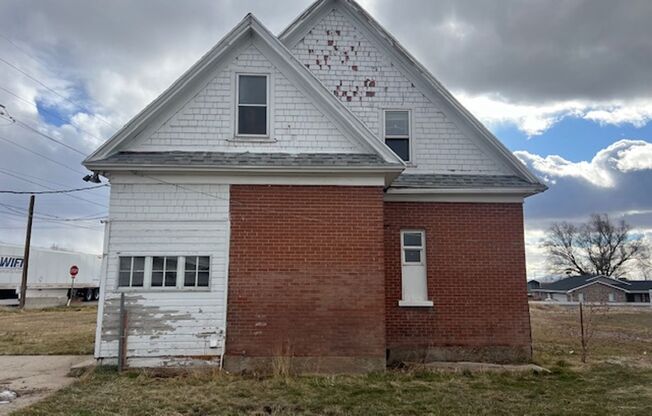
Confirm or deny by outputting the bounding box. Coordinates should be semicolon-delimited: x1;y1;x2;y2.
532;275;652;303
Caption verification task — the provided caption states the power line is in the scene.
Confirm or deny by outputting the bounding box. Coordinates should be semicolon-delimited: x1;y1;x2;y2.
0;202;106;222
13;117;87;156
0;135;86;175
0;55;119;130
0;85;107;143
0;184;108;195
0;208;103;230
0;170;108;208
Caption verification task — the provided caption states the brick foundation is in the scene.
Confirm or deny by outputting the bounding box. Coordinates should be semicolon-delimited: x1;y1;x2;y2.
384;202;532;364
225;185;386;372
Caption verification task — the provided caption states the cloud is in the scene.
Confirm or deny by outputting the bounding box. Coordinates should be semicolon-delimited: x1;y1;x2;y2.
519;139;652;277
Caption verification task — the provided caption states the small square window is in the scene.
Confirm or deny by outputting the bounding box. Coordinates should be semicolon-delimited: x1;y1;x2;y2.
118;256;145;287
404;249;421;263
384;110;410;161
152;256;178;288
403;232;422;247
184;256;210;288
237;75;268;136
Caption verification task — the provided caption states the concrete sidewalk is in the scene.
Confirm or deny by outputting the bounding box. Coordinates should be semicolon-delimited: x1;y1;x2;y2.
0;355;92;415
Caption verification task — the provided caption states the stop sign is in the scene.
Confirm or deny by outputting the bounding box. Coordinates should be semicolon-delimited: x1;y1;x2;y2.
70;265;79;278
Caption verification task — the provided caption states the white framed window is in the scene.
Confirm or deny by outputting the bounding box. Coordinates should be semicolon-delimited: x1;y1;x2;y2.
118;256;145;288
152;256;178;288
399;230;432;307
184;256;210;288
117;255;210;290
236;74;269;136
384;110;411;162
608;292;615;302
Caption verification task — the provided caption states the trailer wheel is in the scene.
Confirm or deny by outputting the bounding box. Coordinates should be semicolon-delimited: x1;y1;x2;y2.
93;288;100;301
84;288;93;302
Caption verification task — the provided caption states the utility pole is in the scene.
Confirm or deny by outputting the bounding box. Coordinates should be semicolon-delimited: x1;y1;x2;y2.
19;194;35;309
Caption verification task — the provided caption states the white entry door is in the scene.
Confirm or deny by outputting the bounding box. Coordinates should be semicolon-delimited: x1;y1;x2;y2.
399;230;432;306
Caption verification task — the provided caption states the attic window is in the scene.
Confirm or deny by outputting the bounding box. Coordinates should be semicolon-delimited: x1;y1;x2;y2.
384;110;410;162
237;74;268;136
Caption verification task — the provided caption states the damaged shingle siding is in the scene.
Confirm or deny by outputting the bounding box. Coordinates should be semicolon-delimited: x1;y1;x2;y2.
291;9;512;175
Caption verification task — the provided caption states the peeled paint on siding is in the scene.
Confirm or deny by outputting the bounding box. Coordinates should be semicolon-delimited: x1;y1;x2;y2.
291;9;512;176
96;177;229;359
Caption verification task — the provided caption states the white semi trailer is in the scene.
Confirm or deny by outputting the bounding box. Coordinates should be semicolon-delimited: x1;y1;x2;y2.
0;243;101;307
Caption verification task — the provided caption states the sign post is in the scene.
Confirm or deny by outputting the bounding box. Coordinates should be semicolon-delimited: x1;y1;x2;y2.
67;265;79;307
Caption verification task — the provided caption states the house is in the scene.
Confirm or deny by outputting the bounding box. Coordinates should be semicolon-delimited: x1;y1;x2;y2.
84;0;547;372
532;275;652;303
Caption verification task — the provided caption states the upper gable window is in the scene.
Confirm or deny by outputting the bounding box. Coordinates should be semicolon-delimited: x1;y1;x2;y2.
384;110;410;162
237;74;268;136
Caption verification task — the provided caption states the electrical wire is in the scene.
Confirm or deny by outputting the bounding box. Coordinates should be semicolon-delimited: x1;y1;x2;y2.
0;55;119;130
0;184;108;195
0;135;86;175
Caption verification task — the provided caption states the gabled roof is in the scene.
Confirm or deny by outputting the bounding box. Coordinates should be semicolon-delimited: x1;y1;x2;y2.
84;13;405;169
536;275;652;293
279;0;545;186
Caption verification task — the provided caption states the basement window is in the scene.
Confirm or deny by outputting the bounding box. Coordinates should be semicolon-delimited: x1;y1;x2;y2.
151;256;178;287
384;110;410;162
184;256;210;287
237;74;268;136
118;256;145;287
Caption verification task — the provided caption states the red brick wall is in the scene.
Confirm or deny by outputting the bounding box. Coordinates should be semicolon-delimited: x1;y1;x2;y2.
384;202;532;362
226;185;386;362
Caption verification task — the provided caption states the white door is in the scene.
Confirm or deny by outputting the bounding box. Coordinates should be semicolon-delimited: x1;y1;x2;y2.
400;230;429;305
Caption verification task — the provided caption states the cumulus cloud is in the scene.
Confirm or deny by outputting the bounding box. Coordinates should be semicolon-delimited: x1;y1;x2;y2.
519;139;652;278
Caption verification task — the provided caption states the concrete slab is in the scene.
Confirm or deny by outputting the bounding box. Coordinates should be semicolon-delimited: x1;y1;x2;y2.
420;361;550;374
0;355;92;415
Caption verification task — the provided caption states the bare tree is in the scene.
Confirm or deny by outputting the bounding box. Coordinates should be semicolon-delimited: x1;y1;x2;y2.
543;213;649;277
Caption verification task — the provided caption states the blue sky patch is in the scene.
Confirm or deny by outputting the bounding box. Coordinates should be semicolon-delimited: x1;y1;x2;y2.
495;118;652;162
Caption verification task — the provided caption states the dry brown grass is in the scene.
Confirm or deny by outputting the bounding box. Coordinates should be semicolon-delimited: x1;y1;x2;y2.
530;303;652;368
0;304;96;355
8;303;652;415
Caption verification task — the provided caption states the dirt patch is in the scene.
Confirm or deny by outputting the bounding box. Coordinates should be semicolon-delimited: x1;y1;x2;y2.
0;355;92;415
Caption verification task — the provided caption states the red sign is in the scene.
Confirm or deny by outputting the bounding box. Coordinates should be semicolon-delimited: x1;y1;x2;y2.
70;265;79;278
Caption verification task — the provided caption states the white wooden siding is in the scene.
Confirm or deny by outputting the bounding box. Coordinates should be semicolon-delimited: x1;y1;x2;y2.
127;43;367;154
96;175;229;360
291;9;512;175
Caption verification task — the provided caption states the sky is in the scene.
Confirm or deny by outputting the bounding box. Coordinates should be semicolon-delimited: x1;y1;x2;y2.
0;0;650;279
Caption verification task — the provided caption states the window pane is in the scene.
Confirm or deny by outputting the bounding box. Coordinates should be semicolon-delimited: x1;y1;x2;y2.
119;257;131;271
403;233;422;247
385;138;410;161
151;271;163;287
198;256;210;271
166;257;177;271
152;256;164;271
118;271;131;287
197;272;210;287
238;75;267;105
385;111;409;136
238;106;267;135
132;271;144;287
184;271;196;287
165;271;177;287
185;256;197;273
404;249;421;263
133;257;145;271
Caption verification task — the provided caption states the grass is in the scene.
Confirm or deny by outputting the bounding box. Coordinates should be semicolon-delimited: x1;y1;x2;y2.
10;303;652;415
0;304;97;355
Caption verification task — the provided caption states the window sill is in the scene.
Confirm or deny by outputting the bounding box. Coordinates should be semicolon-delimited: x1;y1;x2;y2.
116;288;212;293
228;136;277;143
398;300;434;307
